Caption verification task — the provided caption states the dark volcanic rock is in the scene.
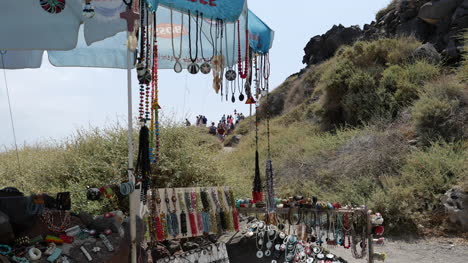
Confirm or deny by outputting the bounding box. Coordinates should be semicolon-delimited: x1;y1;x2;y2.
413;43;442;63
302;24;362;65
419;0;463;24
303;0;466;66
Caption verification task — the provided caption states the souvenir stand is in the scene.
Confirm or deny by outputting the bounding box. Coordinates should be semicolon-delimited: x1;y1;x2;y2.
1;0;274;262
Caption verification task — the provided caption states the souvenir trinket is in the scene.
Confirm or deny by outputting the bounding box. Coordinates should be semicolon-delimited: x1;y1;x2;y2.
82;0;95;18
40;0;65;14
80;246;92;262
28;248;42;261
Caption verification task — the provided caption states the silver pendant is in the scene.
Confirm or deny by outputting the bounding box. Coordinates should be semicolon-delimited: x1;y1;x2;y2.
256;250;264;258
271;260;277;263
266;241;272;249
174;61;183;73
188;63;199;74
306;258;314;263
225;69;237;81
200;62;211;74
265;250;271;257
258;239;263;246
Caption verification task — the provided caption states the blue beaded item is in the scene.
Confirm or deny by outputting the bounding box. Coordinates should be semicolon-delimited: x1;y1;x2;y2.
47;248;62;263
0;245;11;255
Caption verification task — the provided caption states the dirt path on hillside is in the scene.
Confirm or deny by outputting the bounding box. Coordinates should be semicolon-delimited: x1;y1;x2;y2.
335;237;468;263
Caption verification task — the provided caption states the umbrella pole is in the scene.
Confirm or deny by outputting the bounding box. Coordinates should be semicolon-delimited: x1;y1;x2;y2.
127;44;138;263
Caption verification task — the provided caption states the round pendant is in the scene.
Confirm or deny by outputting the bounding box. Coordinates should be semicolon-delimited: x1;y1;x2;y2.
266;241;272;249
280;244;286;251
188;63;199;74
246;231;254;237
258;239;263;246
239;93;245;101
40;0;66;14
313;247;322;254
316;253;325;260
265;250;271;257
256;251;264;258
326;254;334;259
174;61;183;73
279;232;286;239
231;94;236;103
278;223;285;230
268;230;275;236
275;244;281;251
272;260;277;263
225;69;237;81
200;62;211;74
258;222;265;229
306;258;314;263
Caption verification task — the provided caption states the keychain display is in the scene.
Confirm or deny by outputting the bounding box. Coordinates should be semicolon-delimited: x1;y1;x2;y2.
150;187;238;240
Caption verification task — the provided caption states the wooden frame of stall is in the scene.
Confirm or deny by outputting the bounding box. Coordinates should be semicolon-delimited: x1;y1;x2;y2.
237;207;375;263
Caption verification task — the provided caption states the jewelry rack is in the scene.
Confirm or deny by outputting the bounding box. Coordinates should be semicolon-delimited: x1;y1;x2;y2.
237;207;375;263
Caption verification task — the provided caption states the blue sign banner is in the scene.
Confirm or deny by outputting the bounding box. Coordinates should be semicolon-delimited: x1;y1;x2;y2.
145;0;245;22
248;9;274;54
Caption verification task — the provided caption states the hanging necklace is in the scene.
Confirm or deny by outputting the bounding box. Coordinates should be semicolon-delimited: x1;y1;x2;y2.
187;11;200;74
200;188;212;234
170;8;184;73
255;224;265;258
169;189;179;238
192;190;204;233
164;189;173;237
178;192;188;236
185;190;198;236
212;19;224;94
237;20;249;79
225;23;237;82
41;209;71;233
199;14;215;74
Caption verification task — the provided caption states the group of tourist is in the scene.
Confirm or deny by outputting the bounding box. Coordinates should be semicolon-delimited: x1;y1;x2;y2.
208;111;245;141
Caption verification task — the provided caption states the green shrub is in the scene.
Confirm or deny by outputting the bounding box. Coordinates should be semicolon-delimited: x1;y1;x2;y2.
0;123;223;214
412;78;468;143
343;70;380;125
373;142;467;233
338;38;421;67
380;61;440;113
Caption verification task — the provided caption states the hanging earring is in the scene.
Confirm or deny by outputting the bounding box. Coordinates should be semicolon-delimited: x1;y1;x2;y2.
83;0;95;18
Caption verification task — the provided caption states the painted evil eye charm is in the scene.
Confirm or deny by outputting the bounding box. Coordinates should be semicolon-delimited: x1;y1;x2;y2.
188;63;199;74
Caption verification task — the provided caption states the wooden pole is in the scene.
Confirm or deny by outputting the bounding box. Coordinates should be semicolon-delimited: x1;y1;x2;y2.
367;208;374;263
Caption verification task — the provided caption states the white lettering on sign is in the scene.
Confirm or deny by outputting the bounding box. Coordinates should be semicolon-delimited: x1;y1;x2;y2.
156;24;188;39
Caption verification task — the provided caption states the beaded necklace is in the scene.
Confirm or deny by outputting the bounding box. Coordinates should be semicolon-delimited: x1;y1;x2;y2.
218;187;232;231
178;192;188;236
154;189;167;240
170;8;184;73
41;209;70;233
200;188;212;234
164;189;173;237
187;11;200;74
185;191;198;236
351;211;367;259
169;188;179;237
211;188;224;233
237;20;249;79
192;190;204;233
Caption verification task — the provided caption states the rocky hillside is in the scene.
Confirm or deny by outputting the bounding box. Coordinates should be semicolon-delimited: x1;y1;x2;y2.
303;0;467;66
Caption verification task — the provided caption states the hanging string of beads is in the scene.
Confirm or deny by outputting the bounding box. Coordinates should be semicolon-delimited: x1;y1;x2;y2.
237;20;249;79
263;53;275;216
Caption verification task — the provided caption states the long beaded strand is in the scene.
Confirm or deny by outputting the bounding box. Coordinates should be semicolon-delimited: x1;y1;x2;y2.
194;190;204;233
178;192;188;236
185;191;198;236
170;188;179;238
237;20;249;79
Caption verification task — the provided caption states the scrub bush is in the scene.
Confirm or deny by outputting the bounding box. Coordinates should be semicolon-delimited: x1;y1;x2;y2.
0;123;223;214
412;78;468;144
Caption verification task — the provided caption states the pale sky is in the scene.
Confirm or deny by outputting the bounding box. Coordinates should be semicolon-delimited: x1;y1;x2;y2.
0;0;391;149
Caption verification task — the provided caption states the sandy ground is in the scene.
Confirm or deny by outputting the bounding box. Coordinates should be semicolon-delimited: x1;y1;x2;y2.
335;237;468;263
